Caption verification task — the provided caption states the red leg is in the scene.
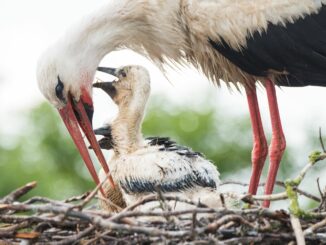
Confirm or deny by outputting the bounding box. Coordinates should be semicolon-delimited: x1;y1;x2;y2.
246;85;268;195
263;80;286;207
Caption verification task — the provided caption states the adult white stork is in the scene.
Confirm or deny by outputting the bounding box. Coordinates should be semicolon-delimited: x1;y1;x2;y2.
93;65;223;211
37;0;326;207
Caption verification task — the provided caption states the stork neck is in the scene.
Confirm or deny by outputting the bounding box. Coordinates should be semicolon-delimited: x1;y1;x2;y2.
61;0;186;72
111;92;148;156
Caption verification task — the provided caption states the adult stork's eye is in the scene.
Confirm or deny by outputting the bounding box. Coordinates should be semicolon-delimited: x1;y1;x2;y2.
55;76;65;102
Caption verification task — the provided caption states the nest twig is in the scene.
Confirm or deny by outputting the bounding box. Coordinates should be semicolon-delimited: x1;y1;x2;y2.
0;181;325;244
0;152;326;244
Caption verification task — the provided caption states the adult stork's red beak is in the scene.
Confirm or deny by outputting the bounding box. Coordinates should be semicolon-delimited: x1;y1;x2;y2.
58;88;115;189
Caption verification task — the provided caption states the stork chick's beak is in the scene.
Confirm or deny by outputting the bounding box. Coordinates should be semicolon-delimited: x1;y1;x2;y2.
58;88;115;189
93;82;117;99
95;67;119;99
97;67;117;76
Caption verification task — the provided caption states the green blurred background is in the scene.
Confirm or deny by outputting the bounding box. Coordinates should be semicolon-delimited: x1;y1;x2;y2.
0;96;324;208
0;0;326;212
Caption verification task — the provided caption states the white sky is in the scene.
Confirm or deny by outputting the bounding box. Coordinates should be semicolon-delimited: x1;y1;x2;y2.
1;0;326;204
1;0;326;145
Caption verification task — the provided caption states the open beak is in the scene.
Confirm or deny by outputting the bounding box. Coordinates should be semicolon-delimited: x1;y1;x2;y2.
95;67;118;99
88;125;113;150
58;88;115;189
93;82;117;99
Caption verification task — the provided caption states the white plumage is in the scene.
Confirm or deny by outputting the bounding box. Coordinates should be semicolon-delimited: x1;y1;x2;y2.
94;65;223;211
98;147;223;211
37;0;326;90
36;0;326;207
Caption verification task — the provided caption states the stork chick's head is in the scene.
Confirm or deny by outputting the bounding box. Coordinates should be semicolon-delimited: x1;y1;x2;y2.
36;46;114;189
95;66;151;107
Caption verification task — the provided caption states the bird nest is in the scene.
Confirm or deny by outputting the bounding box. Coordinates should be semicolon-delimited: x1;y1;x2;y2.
1;152;326;245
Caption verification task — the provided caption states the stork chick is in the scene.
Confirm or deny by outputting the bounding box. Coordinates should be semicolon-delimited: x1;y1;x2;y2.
94;66;226;211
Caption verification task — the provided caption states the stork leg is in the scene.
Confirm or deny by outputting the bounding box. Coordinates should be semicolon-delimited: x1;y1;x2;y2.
263;79;286;207
246;85;268;195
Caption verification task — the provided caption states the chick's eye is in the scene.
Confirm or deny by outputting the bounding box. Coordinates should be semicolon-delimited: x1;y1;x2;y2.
55;76;65;102
120;70;127;78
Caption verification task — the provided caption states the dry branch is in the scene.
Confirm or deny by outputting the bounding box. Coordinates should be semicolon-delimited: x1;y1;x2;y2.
0;181;37;204
0;152;325;244
0;185;326;244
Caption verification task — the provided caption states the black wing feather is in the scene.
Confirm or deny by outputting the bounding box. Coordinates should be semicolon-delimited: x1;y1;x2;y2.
120;172;216;194
147;137;203;158
210;5;326;87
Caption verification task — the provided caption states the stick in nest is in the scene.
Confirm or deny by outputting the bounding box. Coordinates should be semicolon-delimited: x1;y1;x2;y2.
1;148;326;243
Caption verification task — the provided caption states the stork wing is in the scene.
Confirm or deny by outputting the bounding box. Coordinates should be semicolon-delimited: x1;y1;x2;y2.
210;5;326;86
113;150;219;195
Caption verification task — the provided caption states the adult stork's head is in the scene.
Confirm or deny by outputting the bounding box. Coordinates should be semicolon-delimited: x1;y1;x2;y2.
36;44;114;187
36;0;184;187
